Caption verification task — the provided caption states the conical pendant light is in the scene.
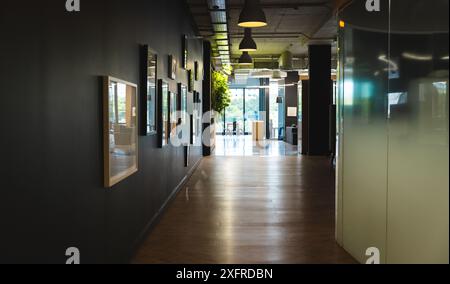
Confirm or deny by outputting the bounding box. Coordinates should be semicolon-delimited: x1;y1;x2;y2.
239;28;257;52
238;0;267;28
239;51;253;65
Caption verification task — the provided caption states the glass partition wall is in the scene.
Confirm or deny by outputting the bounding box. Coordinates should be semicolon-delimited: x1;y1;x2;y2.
336;0;449;264
218;82;286;139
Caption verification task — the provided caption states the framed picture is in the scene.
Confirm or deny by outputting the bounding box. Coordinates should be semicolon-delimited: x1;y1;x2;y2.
193;91;202;103
184;145;190;167
158;80;169;147
190;114;194;145
140;45;157;135
103;76;138;188
169;91;178;139
181;35;188;70
188;69;194;92
193;91;202;145
194;61;199;81
168;55;177;80
178;83;189;145
178;83;188;125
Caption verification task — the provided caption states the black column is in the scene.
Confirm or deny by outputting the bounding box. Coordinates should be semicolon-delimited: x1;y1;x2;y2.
284;71;300;128
307;44;332;156
202;41;212;156
301;80;309;155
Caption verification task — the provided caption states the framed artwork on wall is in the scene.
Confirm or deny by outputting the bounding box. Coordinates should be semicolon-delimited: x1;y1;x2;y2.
193;91;202;103
194;91;202;140
158;79;169;147
181;35;188;70
168;55;177;80
184;145;190;167
103;76;138;188
194;61;199;81
140;45;157;136
169;91;178;140
178;83;189;146
190;114;194;145
188;69;194;92
178;83;188;125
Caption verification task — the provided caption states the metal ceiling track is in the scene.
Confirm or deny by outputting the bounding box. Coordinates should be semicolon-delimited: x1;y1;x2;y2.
208;0;231;67
227;1;329;10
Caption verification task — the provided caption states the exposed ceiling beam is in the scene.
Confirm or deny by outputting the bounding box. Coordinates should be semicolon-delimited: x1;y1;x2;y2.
229;32;335;40
227;2;329;9
188;1;329;11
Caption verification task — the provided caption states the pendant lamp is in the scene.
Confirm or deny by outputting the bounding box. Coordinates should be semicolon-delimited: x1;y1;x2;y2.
239;28;257;52
239;51;253;65
238;0;267;28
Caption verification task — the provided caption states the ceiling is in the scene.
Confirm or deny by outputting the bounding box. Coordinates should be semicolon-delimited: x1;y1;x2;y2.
186;0;342;68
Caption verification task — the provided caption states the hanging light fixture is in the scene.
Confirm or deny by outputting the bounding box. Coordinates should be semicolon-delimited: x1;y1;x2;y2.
238;0;267;28
239;28;257;52
239;51;253;65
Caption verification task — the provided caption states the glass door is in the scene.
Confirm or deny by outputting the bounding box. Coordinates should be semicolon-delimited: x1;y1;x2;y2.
269;81;285;139
244;88;260;134
225;89;244;135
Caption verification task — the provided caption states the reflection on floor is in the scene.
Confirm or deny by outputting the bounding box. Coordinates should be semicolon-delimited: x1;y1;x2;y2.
133;156;356;264
215;135;299;157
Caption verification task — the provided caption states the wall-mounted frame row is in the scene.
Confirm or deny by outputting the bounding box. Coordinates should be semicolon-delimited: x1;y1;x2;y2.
103;39;202;188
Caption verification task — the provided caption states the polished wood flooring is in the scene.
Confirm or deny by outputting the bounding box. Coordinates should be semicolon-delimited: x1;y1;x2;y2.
133;156;356;264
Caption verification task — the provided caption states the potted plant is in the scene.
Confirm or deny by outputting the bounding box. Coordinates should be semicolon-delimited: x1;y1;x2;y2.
212;70;232;135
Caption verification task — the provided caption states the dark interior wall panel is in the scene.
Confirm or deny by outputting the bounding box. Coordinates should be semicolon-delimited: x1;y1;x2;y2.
301;80;310;155
308;44;332;156
0;0;204;264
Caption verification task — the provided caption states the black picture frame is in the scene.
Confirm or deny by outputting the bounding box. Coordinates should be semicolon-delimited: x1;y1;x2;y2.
181;35;188;70
194;61;199;81
178;83;189;146
192;91;202;145
193;91;202;103
168;55;177;80
140;45;158;136
188;69;194;92
184;145;190;167
190;114;194;145
178;83;188;124
169;91;178;140
157;79;169;148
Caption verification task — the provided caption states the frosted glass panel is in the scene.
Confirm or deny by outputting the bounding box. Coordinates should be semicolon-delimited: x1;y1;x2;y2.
337;0;449;264
338;1;390;262
386;1;449;264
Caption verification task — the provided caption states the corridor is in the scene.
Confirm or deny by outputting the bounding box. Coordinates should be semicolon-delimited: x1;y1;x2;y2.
133;156;356;264
1;0;447;266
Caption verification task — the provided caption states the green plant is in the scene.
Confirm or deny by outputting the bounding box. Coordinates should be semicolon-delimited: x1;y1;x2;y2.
212;70;231;114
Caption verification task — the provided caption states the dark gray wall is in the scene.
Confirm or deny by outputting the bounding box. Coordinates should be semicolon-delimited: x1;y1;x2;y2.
301;80;310;155
0;0;204;264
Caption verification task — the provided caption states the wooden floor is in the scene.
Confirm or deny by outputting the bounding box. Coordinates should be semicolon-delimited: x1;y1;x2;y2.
133;156;356;264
